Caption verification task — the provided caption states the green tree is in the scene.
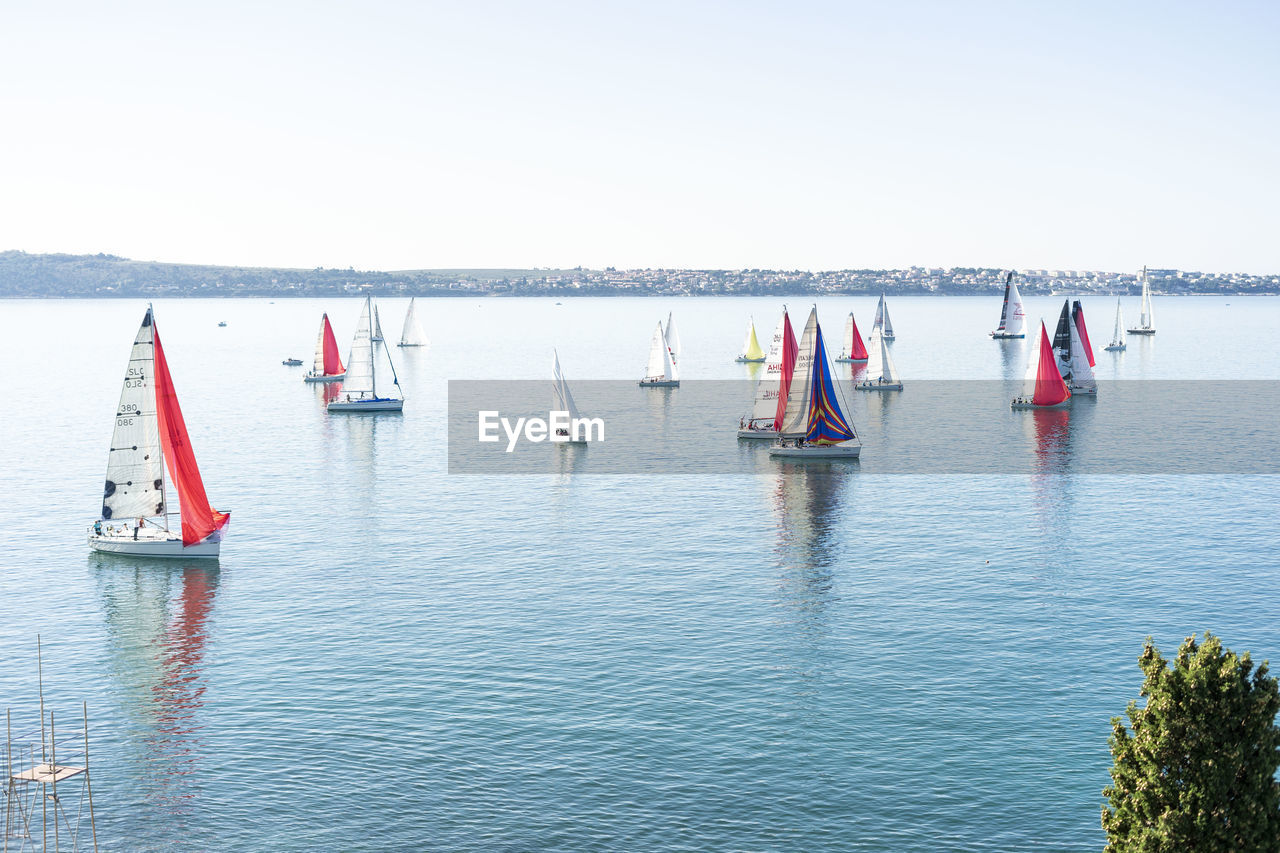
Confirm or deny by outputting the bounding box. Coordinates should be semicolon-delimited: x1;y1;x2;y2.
1103;632;1280;852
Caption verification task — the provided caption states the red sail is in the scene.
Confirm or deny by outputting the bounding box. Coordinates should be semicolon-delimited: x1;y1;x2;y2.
322;314;344;376
153;327;230;546
1072;303;1096;367
849;315;868;360
773;310;799;430
1032;321;1071;407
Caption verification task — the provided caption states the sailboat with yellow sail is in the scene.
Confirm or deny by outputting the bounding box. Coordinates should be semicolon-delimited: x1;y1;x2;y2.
735;316;766;363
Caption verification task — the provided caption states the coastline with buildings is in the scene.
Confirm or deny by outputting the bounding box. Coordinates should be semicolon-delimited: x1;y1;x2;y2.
2;250;1277;298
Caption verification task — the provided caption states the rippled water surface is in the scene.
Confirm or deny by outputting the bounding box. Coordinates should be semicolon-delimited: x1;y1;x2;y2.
0;295;1277;851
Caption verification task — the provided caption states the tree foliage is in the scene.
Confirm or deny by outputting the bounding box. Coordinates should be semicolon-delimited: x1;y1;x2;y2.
1103;632;1280;852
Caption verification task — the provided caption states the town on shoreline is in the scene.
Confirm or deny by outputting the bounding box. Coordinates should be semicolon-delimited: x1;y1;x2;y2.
2;250;1277;298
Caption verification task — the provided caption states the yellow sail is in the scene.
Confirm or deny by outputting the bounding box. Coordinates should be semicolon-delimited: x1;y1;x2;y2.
741;319;765;361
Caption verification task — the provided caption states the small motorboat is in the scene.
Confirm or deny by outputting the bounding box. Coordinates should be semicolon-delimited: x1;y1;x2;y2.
282;357;303;366
217;321;227;327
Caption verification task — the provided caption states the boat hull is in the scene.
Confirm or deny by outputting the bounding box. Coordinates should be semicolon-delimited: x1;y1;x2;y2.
737;428;779;440
396;343;425;348
328;398;404;412
88;531;220;559
1126;328;1156;335
856;381;903;391
833;357;869;363
734;356;766;363
1069;385;1098;396
989;332;1025;339
639;379;679;387
304;372;346;383
282;359;303;366
769;441;862;459
1104;344;1126;351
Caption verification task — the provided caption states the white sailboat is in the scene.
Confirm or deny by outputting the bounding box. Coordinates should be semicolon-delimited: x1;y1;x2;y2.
397;297;429;347
768;307;861;459
871;293;896;341
1127;267;1156;335
640;321;679;387
552;349;588;445
88;307;229;558
989;272;1027;339
1104;298;1127;351
739;309;797;439
328;296;405;411
856;330;903;391
303;313;346;382
735;317;766;363
1052;300;1096;396
833;312;869;362
665;312;682;365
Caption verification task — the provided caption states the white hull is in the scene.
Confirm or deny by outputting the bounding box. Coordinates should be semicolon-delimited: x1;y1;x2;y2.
396;343;425;348
639;379;679;387
88;530;220;559
833;357;868;363
769;441;861;459
1011;396;1071;410
1104;343;1126;351
735;356;766;363
282;359;303;366
880;334;895;341
737;428;779;440
990;332;1025;339
327;398;404;412
1126;328;1156;336
1069;385;1097;396
304;372;346;383
857;381;903;392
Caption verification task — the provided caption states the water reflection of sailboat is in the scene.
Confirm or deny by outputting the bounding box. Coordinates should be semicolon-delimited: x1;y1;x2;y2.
92;559;219;819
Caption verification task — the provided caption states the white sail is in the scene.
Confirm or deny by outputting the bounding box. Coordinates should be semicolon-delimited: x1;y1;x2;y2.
865;330;900;384
779;308;818;438
748;312;789;424
311;315;328;374
872;294;895;337
102;309;167;522
841;313;855;358
1139;269;1154;329
552;349;582;421
644;322;674;381
665;312;682;364
1005;281;1026;336
399;298;429;347
1069;316;1096;391
882;298;894;337
1110;298;1125;346
372;304;385;342
343;297;404;401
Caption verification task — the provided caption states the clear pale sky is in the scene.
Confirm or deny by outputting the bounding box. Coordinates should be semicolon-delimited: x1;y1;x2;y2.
2;1;1277;272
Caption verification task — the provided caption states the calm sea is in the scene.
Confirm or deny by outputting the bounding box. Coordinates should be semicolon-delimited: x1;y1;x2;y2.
0;295;1277;851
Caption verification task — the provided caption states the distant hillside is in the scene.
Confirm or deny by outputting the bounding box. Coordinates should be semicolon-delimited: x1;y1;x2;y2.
1;251;1276;297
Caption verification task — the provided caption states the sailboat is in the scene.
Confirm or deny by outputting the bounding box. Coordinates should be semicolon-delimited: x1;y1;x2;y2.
397;297;429;348
856;329;903;391
1012;320;1072;409
552;349;588;445
88;307;230;558
769;307;862;459
1104;298;1127;351
989;271;1027;339
328;296;405;411
834;312;869;362
303;313;346;382
639;321;679;387
735;317;766;363
739;309;798;439
1127;266;1156;335
871;293;896;341
665;312;682;365
1052;300;1096;396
